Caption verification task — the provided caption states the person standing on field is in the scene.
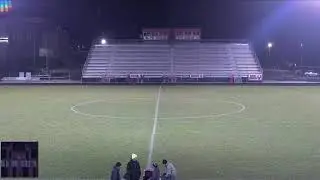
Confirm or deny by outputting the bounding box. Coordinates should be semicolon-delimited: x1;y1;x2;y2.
162;159;176;180
151;162;160;180
124;153;141;180
110;162;122;180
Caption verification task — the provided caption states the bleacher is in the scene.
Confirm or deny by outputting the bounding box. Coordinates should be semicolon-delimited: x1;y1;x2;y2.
82;45;113;79
111;43;171;78
82;40;262;82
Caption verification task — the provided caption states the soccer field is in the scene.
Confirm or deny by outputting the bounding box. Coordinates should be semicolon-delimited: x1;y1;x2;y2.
1;85;320;179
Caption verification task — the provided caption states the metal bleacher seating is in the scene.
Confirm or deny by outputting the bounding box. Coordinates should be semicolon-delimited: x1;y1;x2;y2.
82;40;262;81
110;43;171;78
230;43;262;76
82;45;112;79
199;43;235;78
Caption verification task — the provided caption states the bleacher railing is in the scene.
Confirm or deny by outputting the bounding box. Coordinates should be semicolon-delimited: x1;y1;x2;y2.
1;69;82;82
249;43;263;74
92;39;250;44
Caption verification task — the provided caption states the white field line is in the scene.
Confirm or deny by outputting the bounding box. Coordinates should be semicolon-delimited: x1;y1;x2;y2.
186;130;202;134
70;97;246;120
38;97;66;102
70;98;153;119
147;86;162;167
160;100;246;120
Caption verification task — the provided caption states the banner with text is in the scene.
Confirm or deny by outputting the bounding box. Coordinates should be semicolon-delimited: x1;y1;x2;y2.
248;74;263;81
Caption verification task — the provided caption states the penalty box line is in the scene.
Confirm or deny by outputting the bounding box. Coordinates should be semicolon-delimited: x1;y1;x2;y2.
147;86;162;167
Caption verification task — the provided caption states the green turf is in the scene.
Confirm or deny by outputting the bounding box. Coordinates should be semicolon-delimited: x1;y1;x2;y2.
1;85;320;179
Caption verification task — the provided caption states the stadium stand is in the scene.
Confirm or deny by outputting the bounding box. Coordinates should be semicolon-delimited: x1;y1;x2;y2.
82;45;113;79
82;40;262;82
111;43;171;78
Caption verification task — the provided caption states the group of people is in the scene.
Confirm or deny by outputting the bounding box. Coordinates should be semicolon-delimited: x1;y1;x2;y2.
111;154;177;180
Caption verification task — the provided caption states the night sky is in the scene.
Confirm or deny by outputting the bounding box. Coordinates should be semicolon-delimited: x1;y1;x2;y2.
12;0;320;66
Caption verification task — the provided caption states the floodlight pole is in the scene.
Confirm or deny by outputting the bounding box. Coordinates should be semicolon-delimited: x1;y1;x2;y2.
33;37;36;68
268;46;272;58
300;43;303;66
45;35;49;72
267;42;273;68
267;42;273;57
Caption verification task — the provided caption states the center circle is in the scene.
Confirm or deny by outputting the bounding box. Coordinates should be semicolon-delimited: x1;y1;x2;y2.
71;98;245;119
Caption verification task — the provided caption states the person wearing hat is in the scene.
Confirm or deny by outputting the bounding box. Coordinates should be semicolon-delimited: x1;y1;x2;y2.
162;159;176;180
110;162;122;180
124;153;141;180
151;163;160;180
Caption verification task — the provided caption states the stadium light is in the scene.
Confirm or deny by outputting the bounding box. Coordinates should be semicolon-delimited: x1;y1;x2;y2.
101;38;107;45
267;42;273;57
0;36;9;43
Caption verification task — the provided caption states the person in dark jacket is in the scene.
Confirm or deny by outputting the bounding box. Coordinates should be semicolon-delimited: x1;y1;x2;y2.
110;162;122;180
124;153;141;180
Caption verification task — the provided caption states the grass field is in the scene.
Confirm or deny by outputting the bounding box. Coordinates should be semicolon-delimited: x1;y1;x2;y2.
1;85;320;179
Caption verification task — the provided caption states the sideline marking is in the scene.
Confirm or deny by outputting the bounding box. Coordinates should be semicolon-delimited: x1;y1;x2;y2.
147;86;162;167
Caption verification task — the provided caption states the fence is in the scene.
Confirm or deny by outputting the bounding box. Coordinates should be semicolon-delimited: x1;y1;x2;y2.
0;69;82;82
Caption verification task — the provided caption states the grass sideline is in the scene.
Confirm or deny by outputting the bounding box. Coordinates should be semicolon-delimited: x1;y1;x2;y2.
1;85;320;179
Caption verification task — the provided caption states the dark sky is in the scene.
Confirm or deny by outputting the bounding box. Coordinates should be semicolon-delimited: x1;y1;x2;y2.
13;0;320;65
59;0;274;40
15;0;320;42
50;0;280;39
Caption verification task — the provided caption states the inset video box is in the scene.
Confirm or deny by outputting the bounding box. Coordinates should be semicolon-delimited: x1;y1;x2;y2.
1;141;38;178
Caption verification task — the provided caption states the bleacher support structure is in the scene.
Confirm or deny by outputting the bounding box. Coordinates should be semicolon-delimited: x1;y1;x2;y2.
82;40;263;83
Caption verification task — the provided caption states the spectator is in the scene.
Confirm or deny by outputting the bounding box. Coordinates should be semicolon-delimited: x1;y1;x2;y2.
143;168;153;180
110;162;121;180
124;153;141;180
151;163;160;180
162;159;176;180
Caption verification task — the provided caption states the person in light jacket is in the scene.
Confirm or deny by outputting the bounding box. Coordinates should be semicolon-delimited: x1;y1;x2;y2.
162;159;176;180
110;162;121;180
151;163;160;180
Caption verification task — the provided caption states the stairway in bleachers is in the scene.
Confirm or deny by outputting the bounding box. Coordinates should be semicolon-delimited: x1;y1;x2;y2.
82;41;262;80
229;43;262;76
82;45;113;79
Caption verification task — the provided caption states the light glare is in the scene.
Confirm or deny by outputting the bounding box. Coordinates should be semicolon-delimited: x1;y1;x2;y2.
0;36;9;43
101;39;107;45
